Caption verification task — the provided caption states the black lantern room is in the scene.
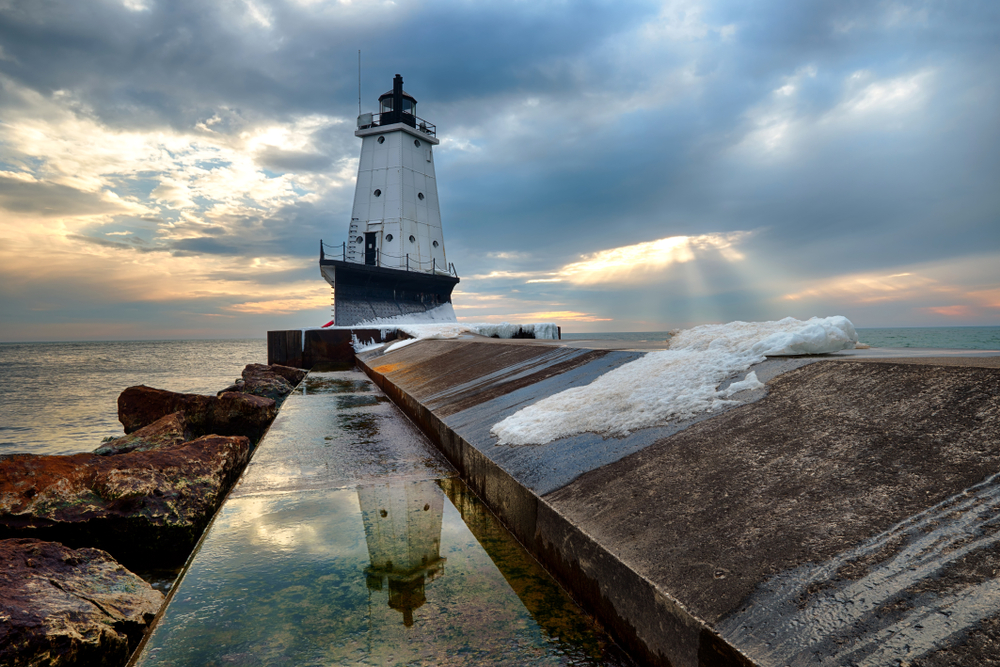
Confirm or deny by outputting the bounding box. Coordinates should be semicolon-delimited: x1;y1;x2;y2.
378;74;418;128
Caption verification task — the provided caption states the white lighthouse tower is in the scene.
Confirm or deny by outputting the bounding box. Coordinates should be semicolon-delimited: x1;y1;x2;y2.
320;74;459;325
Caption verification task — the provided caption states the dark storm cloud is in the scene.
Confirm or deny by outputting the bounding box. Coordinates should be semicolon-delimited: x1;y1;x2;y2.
256;146;332;173
432;0;1000;283
138;199;341;259
170;237;242;256
67;233;159;252
1;0;997;337
0;176;123;217
0;0;661;130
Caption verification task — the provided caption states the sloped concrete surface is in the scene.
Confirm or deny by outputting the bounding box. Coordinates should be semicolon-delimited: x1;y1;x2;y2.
551;360;1000;665
358;339;1000;667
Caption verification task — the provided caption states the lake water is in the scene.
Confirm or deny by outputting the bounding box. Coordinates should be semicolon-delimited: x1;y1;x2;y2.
0;339;265;457
562;326;1000;350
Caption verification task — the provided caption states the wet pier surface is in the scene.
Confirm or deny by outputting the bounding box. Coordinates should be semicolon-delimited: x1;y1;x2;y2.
131;367;631;666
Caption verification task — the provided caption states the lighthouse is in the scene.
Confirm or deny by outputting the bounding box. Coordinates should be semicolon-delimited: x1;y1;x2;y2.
320;74;460;326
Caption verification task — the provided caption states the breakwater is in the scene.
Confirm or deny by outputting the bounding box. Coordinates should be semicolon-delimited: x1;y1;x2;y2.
5;331;1000;666
354;336;1000;666
0;362;305;665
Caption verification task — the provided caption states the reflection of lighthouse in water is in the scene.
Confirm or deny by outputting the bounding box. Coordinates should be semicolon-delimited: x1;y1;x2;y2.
358;479;446;626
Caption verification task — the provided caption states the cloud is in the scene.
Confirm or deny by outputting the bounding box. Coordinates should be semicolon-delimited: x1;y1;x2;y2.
778;254;1000;325
466;232;754;287
256;146;333;173
0;0;998;339
0;175;132;218
554;232;753;285
227;292;331;315
170;237;243;255
66;234;159;252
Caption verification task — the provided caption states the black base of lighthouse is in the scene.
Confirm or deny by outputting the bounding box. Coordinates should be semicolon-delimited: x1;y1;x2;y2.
319;259;460;327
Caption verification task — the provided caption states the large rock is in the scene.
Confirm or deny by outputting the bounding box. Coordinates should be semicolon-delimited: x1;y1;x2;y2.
0;538;163;667
0;435;251;568
94;411;192;456
217;364;308;403
118;386;276;442
266;363;307;386
239;363;295;403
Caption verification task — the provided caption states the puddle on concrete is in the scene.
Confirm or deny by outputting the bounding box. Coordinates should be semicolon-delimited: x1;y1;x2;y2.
134;369;633;666
335;394;388;409
136;477;631;666
303;376;374;394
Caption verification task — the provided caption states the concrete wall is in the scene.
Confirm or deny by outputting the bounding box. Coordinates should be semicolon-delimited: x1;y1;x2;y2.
267;328;404;368
355;339;1000;667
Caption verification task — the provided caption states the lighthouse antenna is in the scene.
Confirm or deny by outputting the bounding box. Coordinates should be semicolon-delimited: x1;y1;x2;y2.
358;50;362;115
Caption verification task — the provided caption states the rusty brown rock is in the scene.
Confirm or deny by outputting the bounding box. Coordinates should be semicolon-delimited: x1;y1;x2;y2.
0;435;251;568
214;391;278;440
118;385;276;442
94;411;192;456
117;385;212;434
0;538;163;667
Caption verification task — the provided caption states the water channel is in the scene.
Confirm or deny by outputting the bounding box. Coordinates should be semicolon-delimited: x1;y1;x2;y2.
132;367;634;666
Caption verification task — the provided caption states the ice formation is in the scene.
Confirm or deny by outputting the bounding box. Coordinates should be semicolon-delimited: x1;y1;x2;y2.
336;303;560;352
490;316;858;446
351;334;385;353
357;303;460;325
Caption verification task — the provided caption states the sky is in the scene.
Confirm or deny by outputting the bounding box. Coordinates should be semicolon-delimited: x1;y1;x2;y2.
0;0;997;341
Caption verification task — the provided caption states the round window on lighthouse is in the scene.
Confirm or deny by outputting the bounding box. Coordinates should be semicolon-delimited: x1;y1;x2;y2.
417;192;424;200
385;234;393;242
373;189;381;197
433;240;439;248
414;139;421;148
356;236;363;243
409;235;416;243
377;136;385;144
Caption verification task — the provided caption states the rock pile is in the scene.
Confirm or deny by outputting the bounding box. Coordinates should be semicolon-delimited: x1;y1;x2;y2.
0;539;163;667
0;434;251;568
118;386;277;442
217;362;307;404
94;411;192;456
0;362;307;667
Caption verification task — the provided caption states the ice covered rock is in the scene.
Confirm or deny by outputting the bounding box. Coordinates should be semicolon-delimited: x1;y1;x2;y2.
0;538;163;667
333;302;560;352
0;435;251;568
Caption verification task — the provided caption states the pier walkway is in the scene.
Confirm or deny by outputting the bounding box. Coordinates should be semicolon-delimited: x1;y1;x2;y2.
129;365;631;666
355;337;1000;667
